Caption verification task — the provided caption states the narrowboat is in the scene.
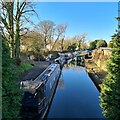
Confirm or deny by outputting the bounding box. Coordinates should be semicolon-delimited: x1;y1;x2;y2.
76;54;85;67
54;56;66;69
20;63;61;119
76;55;85;63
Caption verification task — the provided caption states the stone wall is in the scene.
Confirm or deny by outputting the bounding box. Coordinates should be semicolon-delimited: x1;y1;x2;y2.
92;48;112;71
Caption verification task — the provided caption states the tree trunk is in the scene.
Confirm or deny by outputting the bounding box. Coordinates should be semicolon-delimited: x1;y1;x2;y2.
15;19;20;59
44;36;47;49
15;1;21;59
78;41;81;50
51;36;59;51
61;38;64;52
7;2;15;58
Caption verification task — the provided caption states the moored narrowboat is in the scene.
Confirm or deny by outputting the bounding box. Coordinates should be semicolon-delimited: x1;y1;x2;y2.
20;63;61;119
54;56;66;69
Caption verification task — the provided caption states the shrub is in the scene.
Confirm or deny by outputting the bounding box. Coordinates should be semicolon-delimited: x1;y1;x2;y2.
96;40;107;48
2;40;21;119
100;33;120;120
2;40;33;119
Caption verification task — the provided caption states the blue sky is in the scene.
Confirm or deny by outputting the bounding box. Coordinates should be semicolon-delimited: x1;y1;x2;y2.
32;2;118;42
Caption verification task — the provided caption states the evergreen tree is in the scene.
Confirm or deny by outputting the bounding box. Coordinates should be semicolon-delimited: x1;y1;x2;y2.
100;7;120;119
2;38;21;119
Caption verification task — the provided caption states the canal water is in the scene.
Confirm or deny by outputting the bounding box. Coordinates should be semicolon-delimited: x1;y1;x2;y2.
46;61;105;118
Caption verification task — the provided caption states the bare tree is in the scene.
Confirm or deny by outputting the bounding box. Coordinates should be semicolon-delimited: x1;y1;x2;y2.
14;1;38;59
74;33;87;50
1;1;15;58
51;23;67;51
36;20;55;50
21;31;44;53
1;0;38;59
79;33;87;50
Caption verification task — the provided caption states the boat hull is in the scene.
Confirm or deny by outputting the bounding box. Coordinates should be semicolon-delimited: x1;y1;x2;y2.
21;63;61;119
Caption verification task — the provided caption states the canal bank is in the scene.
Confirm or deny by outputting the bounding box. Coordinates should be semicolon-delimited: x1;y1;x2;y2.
85;58;107;91
46;61;105;118
20;61;49;81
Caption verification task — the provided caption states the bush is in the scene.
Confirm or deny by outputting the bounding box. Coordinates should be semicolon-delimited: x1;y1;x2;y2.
96;40;107;48
2;40;21;119
14;58;21;65
89;41;96;50
100;33;120;120
2;40;33;119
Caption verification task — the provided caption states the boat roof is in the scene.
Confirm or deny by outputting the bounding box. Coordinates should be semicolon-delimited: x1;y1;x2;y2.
20;63;60;94
34;63;59;81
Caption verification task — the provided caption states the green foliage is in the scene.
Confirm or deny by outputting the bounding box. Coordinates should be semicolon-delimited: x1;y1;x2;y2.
96;40;107;48
108;36;117;48
100;33;120;120
108;41;114;48
2;39;33;119
67;43;76;52
89;39;107;49
89;41;96;50
2;40;21;119
21;31;44;53
17;63;33;74
89;40;99;49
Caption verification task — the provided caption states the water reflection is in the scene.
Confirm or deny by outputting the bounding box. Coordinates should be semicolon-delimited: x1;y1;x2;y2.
57;74;64;89
47;61;105;118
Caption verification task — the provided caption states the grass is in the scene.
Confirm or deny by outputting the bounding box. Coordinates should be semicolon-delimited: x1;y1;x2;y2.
17;63;34;75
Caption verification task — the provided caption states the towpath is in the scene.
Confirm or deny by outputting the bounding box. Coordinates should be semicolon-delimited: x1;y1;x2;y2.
20;61;49;81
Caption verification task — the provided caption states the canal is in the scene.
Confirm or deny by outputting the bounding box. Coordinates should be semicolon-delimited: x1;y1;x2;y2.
46;61;105;118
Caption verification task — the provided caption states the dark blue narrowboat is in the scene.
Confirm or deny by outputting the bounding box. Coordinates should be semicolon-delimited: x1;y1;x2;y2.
20;63;61;119
54;56;66;69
